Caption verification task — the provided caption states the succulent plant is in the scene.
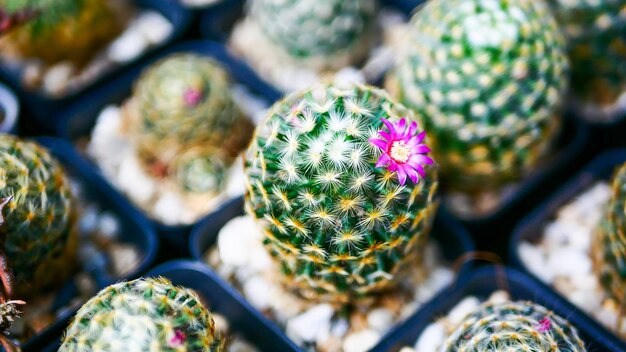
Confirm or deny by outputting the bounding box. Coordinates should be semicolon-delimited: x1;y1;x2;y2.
129;54;253;176
59;277;224;352
0;135;76;295
387;0;569;192
593;162;626;303
0;0;129;66
173;147;228;195
243;83;438;302
443;300;586;351
246;0;377;71
547;0;626;111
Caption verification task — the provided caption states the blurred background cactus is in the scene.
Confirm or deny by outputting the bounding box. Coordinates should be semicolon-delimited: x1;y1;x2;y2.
243;83;438;302
127;53;253;195
444;300;585;351
59;277;224;351
548;0;626;119
0;135;76;296
0;0;130;66
593;162;626;305
245;0;377;71
387;0;569;195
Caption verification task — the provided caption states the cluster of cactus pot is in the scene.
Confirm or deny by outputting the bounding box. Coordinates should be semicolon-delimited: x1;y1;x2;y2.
127;53;253;196
0;0;129;66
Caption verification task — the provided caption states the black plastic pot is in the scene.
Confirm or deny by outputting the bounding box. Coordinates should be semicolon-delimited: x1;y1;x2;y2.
510;148;626;350
0;0;192;134
190;204;476;351
18;137;158;352
43;259;300;351
56;40;280;256
377;266;625;352
0;82;19;134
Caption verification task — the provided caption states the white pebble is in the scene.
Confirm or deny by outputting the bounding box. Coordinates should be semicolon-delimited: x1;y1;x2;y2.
414;322;445;352
367;308;394;334
519;242;553;282
116;153;156;204
447;297;480;325
342;329;380;352
218;216;263;267
286;304;334;344
333;67;365;89
108;29;148;63
243;276;272;310
97;211;120;240
135;12;173;45
547;248;592;276
153;192;191;225
43;63;73;95
487;290;510;305
78;206;100;235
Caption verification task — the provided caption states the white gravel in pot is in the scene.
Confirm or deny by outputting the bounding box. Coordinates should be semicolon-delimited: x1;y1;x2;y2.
86;84;269;226
205;214;456;352
519;182;626;338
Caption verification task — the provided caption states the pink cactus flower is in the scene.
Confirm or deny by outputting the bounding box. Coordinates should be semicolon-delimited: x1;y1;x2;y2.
183;88;203;107
369;118;433;186
537;317;552;333
169;330;186;347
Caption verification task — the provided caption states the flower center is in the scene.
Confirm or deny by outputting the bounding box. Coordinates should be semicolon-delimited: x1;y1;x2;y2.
183;88;203;107
390;141;410;163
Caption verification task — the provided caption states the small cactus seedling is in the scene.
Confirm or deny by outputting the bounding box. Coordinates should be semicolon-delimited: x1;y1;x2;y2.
0;135;76;296
0;0;128;66
593;162;626;304
128;53;253;195
246;0;377;71
387;0;569;193
444;300;586;351
548;0;626;112
244;83;438;302
59;277;224;352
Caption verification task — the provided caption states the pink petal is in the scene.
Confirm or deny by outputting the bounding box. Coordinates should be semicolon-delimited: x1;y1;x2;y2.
381;118;394;133
375;153;391;168
411;144;431;154
416;131;426;143
396;166;407;185
369;138;389;151
397;119;406;134
405;166;420;184
409;155;434;165
406;121;418;138
377;131;392;142
388;161;399;172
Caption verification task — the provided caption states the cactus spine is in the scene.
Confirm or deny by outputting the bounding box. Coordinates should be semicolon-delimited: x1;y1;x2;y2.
244;84;438;302
0;135;76;295
444;301;585;351
60;277;224;352
387;0;569;192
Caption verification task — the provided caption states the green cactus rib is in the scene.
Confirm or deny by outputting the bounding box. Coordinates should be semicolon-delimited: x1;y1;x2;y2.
248;0;377;68
0;135;75;294
388;0;569;192
593;162;626;303
548;0;626;107
173;147;228;194
443;301;586;352
244;84;439;302
132;54;253;163
60;277;224;352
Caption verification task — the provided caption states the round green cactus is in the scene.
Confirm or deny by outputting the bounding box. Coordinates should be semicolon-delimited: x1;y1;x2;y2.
247;0;377;70
243;84;438;302
593;162;626;303
130;54;253;165
0;135;76;295
548;0;626;111
173;148;228;195
59;277;224;352
444;300;585;351
387;0;569;192
0;0;128;66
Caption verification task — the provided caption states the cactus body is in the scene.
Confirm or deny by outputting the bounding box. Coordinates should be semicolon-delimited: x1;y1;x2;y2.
60;277;224;352
444;301;585;351
244;84;438;302
388;0;569;192
131;54;253;162
0;135;75;295
0;0;128;66
548;0;626;109
593;162;626;303
247;0;377;70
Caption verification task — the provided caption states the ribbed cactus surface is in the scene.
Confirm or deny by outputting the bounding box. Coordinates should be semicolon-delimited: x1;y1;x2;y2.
173;147;228;195
388;0;569;192
248;0;377;70
131;54;253;163
244;84;438;302
593;162;626;303
60;277;224;352
444;301;585;351
0;0;127;66
548;0;626;109
0;135;75;294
